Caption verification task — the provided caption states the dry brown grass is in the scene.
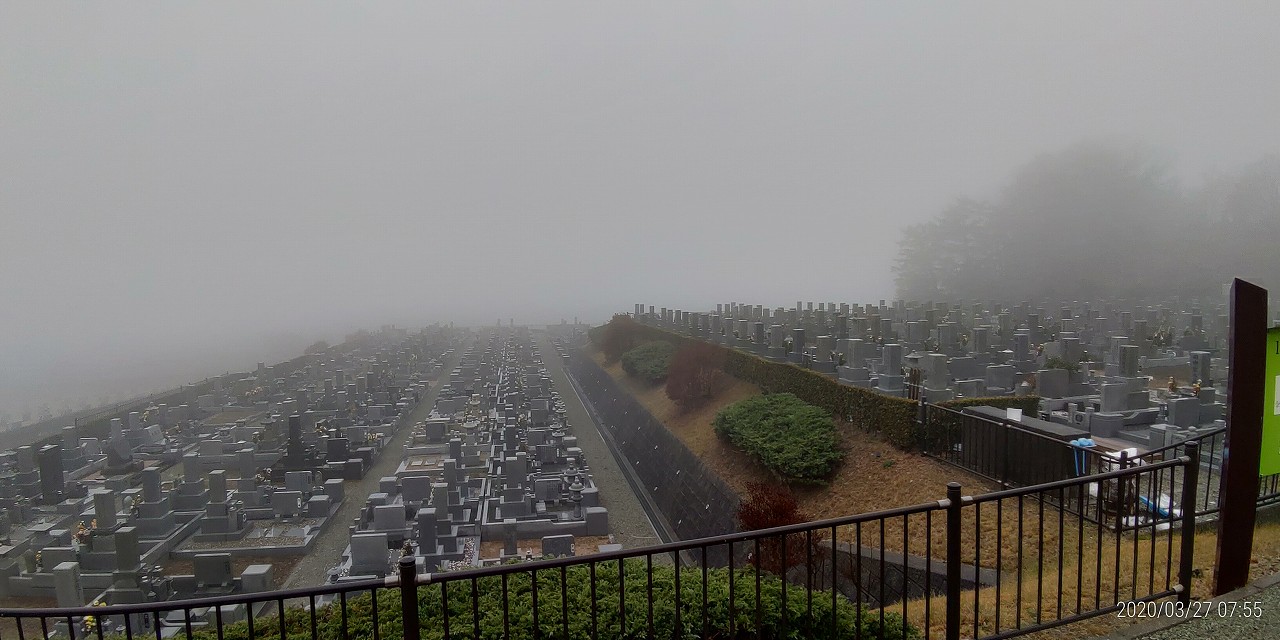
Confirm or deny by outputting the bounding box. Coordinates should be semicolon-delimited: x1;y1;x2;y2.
0;597;57;640
885;507;1280;639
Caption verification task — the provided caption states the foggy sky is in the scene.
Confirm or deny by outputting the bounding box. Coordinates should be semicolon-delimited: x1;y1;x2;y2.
3;2;1280;417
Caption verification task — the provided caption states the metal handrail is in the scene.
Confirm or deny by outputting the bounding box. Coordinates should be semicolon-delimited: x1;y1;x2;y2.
969;455;1187;505
0;577;385;619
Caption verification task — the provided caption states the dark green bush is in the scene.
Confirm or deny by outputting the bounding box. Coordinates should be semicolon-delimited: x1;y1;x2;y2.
620;341;677;383
714;393;844;481
191;558;917;640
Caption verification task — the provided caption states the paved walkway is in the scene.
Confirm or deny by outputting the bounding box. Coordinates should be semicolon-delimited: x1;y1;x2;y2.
536;333;662;550
280;347;464;588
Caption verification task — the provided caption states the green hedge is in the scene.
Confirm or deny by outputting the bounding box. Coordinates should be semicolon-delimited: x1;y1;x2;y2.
590;320;1039;451
714;393;844;481
620;341;677;383
188;559;916;640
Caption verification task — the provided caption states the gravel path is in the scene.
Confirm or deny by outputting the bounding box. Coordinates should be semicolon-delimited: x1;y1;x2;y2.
536;334;663;551
280;349;463;589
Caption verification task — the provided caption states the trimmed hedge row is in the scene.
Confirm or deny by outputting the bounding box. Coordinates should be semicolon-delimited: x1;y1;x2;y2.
591;318;1039;450
188;558;917;640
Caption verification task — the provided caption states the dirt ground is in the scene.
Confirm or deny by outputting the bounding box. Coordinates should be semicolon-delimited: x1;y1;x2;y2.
478;535;615;560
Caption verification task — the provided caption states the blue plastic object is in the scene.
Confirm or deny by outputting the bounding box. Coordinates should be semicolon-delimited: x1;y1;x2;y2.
1137;494;1172;519
1069;438;1097;476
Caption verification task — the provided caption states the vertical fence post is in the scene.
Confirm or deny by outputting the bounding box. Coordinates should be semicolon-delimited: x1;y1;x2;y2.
399;556;420;640
1001;420;1010;487
946;482;962;640
1115;451;1130;533
1178;441;1200;605
917;393;928;451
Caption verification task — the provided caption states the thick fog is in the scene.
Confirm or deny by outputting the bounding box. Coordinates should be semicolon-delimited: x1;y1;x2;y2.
3;2;1279;419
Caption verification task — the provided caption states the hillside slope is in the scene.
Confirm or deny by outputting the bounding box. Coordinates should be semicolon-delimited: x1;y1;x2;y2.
589;348;997;519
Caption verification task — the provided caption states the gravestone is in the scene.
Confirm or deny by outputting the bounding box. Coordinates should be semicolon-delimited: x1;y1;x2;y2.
324;479;344;503
1167;397;1201;428
38;444;65;504
194;553;233;588
1037;368;1069;398
955;379;985;398
1189;351;1212;385
502;518;518;557
53;562;85;608
402;476;433;504
789;328;806;364
1118;345;1140;377
881;344;904;374
307;495;331;518
209;470;228;501
271;491;303;518
285;471;311;493
985;364;1017;392
373;504;404;531
93;490;118;530
114;526;140;572
1100;383;1129;413
541;534;575;558
585;507;609;535
416;508;438;553
971;327;990;354
921;353;948;387
241;565;273;593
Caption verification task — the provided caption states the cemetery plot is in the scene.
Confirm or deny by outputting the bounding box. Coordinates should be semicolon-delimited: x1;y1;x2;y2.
0;325;460;629
332;325;613;580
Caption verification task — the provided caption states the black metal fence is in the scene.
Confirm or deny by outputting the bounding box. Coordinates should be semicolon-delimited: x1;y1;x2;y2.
920;402;1280;525
1123;425;1280;519
0;447;1198;640
920;404;1113;489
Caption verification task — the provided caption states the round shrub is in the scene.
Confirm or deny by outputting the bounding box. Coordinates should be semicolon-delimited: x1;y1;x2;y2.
620;341;677;384
714;393;844;481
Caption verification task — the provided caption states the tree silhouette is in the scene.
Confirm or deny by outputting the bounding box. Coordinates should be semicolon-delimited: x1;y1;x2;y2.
737;482;810;574
664;342;726;411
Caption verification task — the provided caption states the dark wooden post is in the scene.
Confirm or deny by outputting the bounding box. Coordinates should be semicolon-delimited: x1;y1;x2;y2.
1215;278;1267;595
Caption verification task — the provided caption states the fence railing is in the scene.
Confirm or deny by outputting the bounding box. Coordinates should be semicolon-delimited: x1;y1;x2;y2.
920;402;1280;524
920;404;1112;489
0;447;1197;640
1122;425;1280;519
